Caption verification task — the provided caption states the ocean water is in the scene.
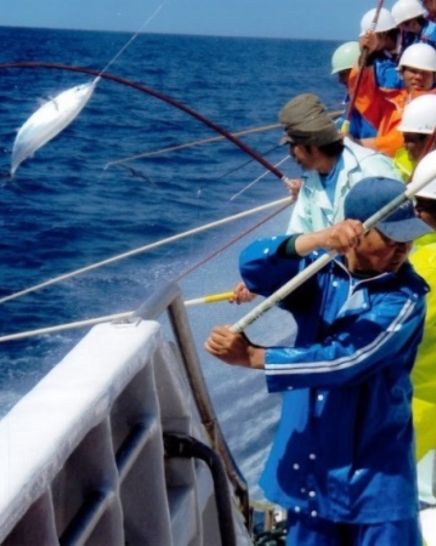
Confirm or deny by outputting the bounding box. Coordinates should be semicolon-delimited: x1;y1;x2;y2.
0;26;343;498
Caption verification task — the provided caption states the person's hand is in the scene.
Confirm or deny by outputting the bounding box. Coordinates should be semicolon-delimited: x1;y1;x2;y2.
204;325;264;368
283;178;303;201
295;219;364;256
230;282;256;304
359;31;381;54
317;220;364;254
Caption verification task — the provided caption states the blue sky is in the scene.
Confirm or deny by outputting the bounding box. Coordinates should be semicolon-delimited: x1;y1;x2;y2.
2;0;398;40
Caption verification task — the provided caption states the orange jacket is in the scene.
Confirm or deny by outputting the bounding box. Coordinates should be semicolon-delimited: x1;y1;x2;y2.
348;66;430;157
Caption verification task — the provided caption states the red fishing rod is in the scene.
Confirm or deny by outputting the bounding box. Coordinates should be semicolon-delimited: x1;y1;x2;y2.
342;0;385;135
0;61;287;182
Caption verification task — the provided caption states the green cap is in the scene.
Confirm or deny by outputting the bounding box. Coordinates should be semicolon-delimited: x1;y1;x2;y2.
279;93;342;147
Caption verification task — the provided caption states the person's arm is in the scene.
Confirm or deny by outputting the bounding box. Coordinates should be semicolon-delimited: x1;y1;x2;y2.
206;221;364;367
265;290;425;391
362;128;404;158
348;34;390;131
292;220;363;256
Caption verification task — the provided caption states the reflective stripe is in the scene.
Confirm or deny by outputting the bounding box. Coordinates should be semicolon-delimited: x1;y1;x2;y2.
266;298;416;376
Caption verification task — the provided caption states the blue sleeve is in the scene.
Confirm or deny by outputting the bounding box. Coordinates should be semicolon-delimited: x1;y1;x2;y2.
239;236;320;307
374;59;404;90
265;291;425;391
239;236;302;296
421;21;436;48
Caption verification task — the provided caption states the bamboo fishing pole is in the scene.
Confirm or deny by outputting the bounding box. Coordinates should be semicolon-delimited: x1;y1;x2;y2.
230;148;436;334
106;111;343;165
342;0;385;135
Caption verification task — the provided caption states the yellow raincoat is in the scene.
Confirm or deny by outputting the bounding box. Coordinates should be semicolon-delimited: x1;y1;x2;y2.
410;233;436;462
393;148;414;183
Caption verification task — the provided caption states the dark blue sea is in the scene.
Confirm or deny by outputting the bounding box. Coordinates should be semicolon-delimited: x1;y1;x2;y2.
0;26;343;498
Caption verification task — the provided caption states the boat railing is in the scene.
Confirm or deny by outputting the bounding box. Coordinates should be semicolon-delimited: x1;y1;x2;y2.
133;281;251;523
0;282;252;546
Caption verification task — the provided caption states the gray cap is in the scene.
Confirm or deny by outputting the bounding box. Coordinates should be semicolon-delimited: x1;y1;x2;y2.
279;93;342;147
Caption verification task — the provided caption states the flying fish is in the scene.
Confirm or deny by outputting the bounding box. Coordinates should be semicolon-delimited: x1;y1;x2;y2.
10;79;98;176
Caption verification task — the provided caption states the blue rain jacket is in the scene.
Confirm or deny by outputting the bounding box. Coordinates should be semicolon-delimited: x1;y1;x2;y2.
239;235;429;523
373;55;404;90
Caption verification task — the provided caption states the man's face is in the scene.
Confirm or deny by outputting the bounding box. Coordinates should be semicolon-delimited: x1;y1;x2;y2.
400;17;423;34
402;66;435;92
337;69;351;87
416;197;436;229
289;143;317;170
403;132;428;161
349;229;412;274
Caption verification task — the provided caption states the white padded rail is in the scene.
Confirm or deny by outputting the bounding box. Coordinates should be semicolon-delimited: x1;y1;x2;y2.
0;319;251;546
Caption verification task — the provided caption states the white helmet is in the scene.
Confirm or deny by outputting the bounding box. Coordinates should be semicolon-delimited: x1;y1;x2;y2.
331;42;360;74
398;94;436;133
360;7;397;36
416;177;436;199
399;42;436;71
391;0;426;25
412;150;436;199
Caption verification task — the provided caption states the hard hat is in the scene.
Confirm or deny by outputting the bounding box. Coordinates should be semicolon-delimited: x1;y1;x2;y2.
360;7;397;36
331;42;360;74
399;42;436;71
416;177;436;199
391;0;426;25
398;94;436;133
412;150;436;199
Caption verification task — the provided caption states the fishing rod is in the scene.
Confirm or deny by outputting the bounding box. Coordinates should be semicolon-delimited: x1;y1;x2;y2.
105;123;282;166
106;110;343;167
230;148;436;334
342;0;385;135
0;62;287;181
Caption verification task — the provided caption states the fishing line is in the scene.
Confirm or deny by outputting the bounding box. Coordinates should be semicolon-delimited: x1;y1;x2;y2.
229;155;290;202
97;1;167;78
7;2;168;176
0;198;292;342
214;144;282;182
0;197;292;306
196;143;284;202
173;198;292;283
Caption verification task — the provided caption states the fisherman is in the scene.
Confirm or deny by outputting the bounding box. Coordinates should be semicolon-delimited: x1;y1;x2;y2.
392;0;436;52
358;7;403;89
279;93;399;234
331;41;377;140
394;93;436;179
349;40;436;157
411;178;436;505
206;177;432;546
